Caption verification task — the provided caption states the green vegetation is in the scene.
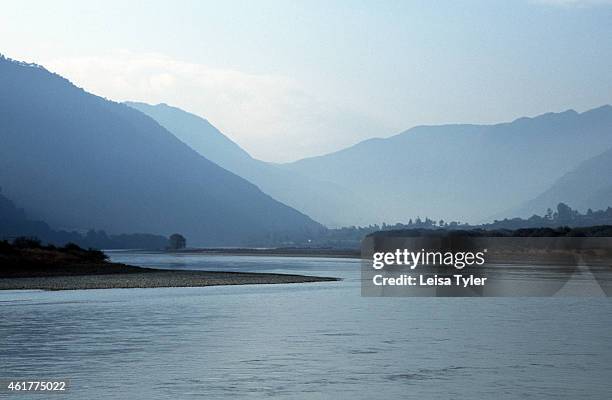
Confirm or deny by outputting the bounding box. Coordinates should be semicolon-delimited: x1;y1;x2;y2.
0;238;146;278
308;203;612;247
368;225;612;239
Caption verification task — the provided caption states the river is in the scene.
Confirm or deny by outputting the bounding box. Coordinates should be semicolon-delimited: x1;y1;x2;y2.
1;251;611;399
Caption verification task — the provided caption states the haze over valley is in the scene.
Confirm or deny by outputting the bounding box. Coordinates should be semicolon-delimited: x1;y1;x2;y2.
128;99;612;228
1;54;612;245
0;56;322;246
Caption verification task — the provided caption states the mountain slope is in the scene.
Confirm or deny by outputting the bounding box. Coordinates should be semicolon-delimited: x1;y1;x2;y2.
0;55;323;245
126;102;373;227
0;187;169;249
125;102;251;169
282;106;612;224
0;187;52;239
516;146;612;215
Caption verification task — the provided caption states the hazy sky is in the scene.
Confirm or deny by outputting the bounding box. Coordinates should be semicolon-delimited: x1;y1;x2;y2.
1;0;611;162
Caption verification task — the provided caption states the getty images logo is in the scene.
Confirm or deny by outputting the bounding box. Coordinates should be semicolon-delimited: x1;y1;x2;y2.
372;249;487;270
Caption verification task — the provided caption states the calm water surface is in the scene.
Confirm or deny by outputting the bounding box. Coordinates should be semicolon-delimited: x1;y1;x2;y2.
1;251;611;399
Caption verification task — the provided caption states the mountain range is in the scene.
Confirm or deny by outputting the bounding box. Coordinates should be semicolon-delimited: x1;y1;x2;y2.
129;101;612;226
125;102;372;227
0;55;323;245
2;53;611;244
283;107;612;224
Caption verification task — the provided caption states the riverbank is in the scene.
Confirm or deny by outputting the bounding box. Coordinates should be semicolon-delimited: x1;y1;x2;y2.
0;240;339;290
0;269;338;291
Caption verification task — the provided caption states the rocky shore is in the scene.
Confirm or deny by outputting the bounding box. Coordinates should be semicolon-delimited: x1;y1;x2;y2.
0;239;339;291
0;269;338;291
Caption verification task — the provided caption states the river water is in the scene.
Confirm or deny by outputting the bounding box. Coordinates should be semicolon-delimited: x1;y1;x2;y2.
1;251;611;399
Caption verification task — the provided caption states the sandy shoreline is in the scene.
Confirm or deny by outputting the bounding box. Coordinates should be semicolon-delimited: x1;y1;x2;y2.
0;269;339;291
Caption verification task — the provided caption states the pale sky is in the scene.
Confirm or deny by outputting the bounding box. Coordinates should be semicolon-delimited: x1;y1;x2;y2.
1;0;611;162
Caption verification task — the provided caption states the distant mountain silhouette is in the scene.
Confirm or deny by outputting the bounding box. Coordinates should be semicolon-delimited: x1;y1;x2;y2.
516;146;612;216
281;106;612;224
0;187;168;249
126;102;372;227
125;102;251;169
0;187;53;240
0;55;323;245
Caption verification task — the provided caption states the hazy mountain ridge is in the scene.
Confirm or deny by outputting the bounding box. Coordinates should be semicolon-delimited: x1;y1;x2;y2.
516;145;612;216
128;101;612;227
4;52;609;232
126;102;373;227
126;101;252;169
0;55;323;245
282;105;612;224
